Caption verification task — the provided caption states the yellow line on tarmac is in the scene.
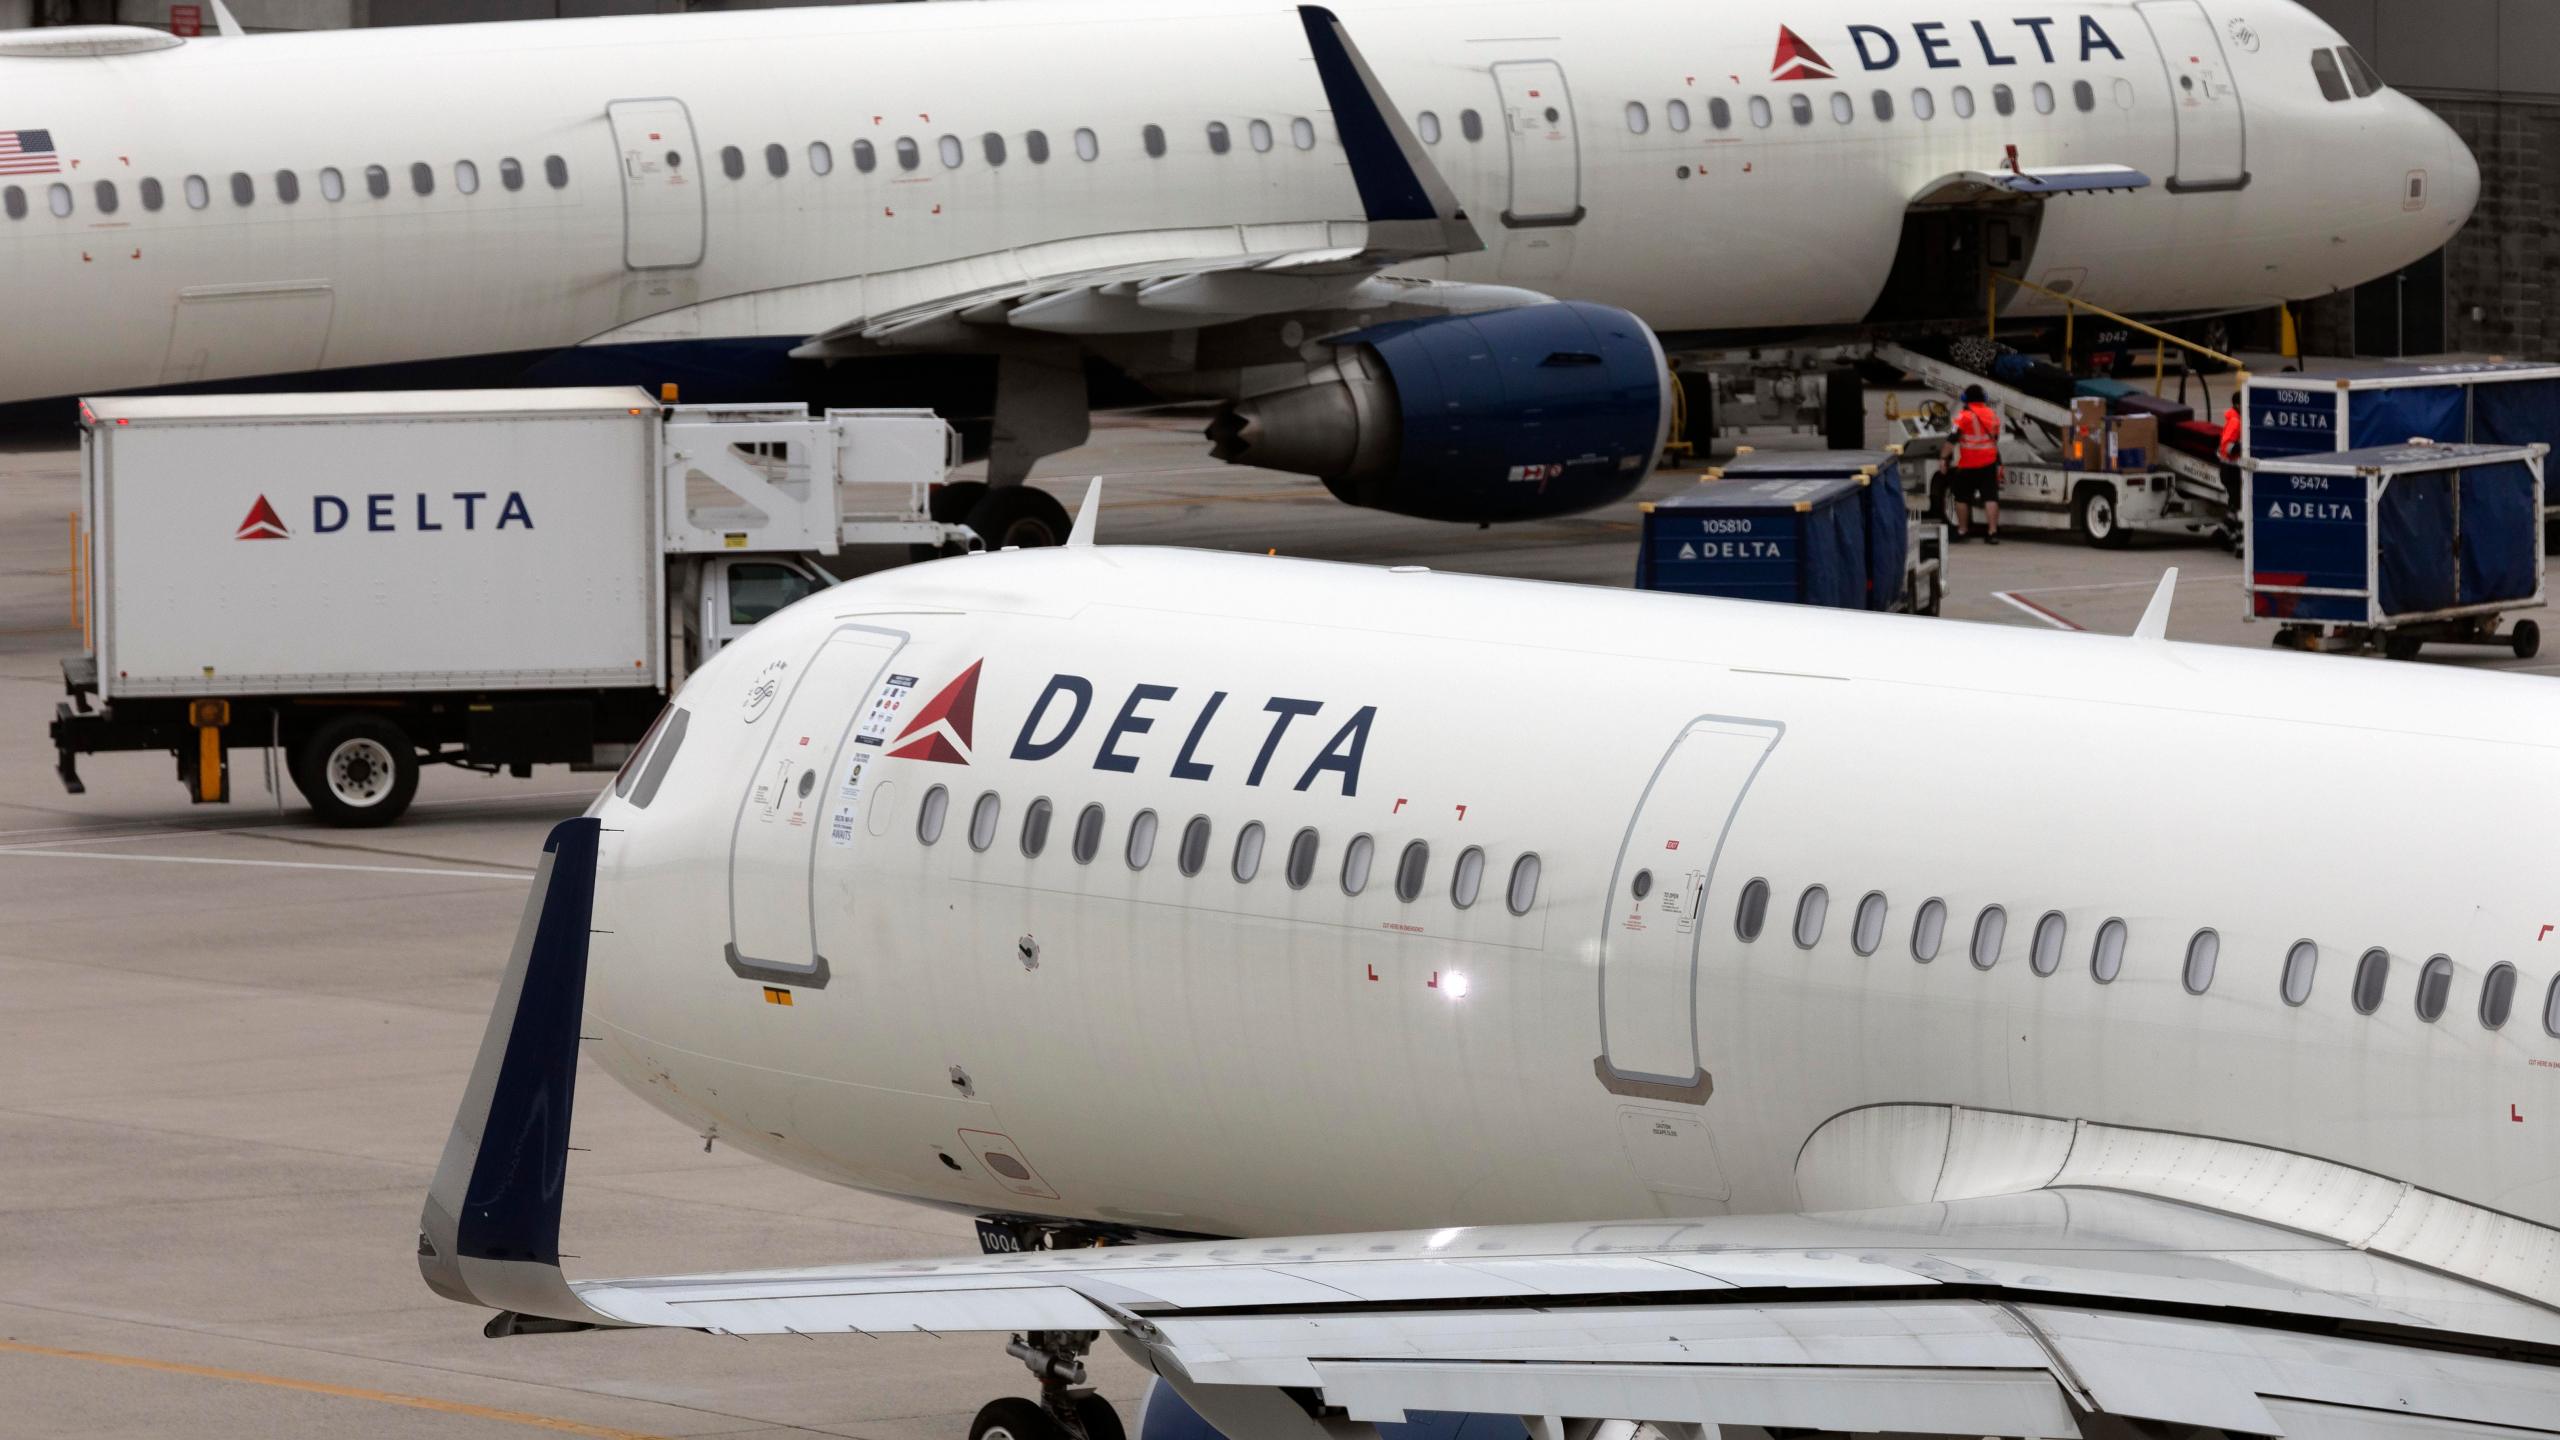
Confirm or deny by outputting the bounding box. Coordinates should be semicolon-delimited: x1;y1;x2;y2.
0;1338;668;1439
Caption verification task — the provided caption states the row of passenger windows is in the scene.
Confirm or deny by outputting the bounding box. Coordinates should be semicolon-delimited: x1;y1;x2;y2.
1626;78;2113;135
1;154;571;221
718;116;1323;180
1717;875;2560;1037
916;783;1542;916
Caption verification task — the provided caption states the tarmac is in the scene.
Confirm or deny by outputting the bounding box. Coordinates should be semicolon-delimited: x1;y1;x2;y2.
2;394;2554;1438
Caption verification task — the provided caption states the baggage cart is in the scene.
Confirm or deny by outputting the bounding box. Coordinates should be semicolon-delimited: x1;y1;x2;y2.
1705;449;1943;614
2244;362;2560;525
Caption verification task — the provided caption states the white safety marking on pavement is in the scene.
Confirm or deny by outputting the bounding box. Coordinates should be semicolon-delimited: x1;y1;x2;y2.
0;849;533;881
1992;590;2087;632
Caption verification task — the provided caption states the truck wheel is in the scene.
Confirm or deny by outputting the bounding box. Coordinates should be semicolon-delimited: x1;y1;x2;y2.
2514;619;2541;660
966;484;1074;548
928;481;987;525
2382;632;2423;661
2073;485;2131;550
296;715;419;827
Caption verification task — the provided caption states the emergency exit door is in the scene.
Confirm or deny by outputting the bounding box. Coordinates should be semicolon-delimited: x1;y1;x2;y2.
1491;61;1584;227
2135;1;2247;191
1598;717;1783;1100
606;97;707;269
727;625;907;986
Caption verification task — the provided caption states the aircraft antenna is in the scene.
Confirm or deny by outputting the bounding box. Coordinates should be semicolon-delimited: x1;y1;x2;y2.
1066;477;1103;547
2133;567;2178;641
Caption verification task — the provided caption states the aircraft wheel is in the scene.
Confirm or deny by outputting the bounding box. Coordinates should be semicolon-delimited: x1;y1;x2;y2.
970;1398;1085;1440
295;714;419;828
931;481;988;525
967;485;1074;548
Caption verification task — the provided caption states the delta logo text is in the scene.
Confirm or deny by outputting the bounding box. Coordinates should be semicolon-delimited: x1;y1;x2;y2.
232;490;535;540
1771;15;2123;81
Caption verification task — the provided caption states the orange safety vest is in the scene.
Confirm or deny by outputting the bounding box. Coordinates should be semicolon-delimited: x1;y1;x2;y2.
1953;402;2002;469
2218;406;2244;461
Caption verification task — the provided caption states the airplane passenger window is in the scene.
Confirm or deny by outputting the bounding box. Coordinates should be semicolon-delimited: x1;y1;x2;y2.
980;133;1003;166
2309;51;2351;102
2416;954;2454;1022
272;170;299;204
1290;117;1317;150
1451;846;1485;909
1394;840;1429;902
1793;886;1829;948
455;160;479;195
962;791;1002;852
365;165;389;199
1127;809;1158;870
1249;119;1274;152
1708;98;1732;130
499;157;524;191
1342;833;1374;895
1233;821;1265;882
229;172;254;206
1666;99;1690;132
2545;973;2560;1038
1177;815;1211;875
1072;803;1105;864
1459;109;1483;142
1952;86;1976;118
1734;878;1769;942
2032;82;2055;114
1851;891;1887;956
2341;47;2383;98
1829;92;1853;124
2182;929;2219;995
720;145;745;180
767;143;790;177
1285;827;1319;889
2281;940;2318;1006
2074;80;2097;112
917;784;950;845
1971;905;2007;970
1;186;21;221
1911;88;1936;120
2112;78;2137;110
2481;962;2518;1030
853;140;877;173
1789;94;1814;126
897;137;921;171
2030;911;2065;977
1506;854;1541;915
810;141;835;175
410;162;435;195
1074;128;1099;161
1141;124;1166;159
141;177;164;210
1625;101;1649;135
92;180;117;214
186;174;212;208
1992;84;2015;116
2091;917;2126;983
938;135;963;169
625;707;689;809
1416;111;1440;144
1871;90;1894;121
1912;898;1946;962
1024;131;1049;164
1748;96;1773;129
2354;947;2390;1014
1207;121;1231;154
544;155;569;188
317;168;343;202
1020;797;1053;857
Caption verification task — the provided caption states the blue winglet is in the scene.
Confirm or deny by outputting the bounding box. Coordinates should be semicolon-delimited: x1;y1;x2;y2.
1296;6;1480;254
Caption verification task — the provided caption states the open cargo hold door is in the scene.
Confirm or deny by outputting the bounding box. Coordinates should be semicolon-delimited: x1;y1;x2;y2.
2137;0;2247;191
606;97;708;269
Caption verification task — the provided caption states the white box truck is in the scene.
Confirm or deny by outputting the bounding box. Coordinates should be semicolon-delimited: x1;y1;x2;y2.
53;388;971;825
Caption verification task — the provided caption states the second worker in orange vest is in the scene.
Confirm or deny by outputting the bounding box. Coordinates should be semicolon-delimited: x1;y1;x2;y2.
1948;385;2003;544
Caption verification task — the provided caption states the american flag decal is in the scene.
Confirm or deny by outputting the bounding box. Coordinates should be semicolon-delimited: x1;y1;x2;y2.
0;129;62;176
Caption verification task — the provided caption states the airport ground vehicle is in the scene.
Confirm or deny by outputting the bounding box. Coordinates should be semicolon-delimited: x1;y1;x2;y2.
50;388;971;825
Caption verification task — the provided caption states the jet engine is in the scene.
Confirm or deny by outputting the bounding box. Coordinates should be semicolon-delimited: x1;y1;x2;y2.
1204;300;1673;523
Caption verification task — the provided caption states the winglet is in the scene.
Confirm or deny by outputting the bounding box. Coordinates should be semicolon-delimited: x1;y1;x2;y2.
418;817;614;1329
1067;476;1103;547
2133;567;2178;641
1296;6;1483;258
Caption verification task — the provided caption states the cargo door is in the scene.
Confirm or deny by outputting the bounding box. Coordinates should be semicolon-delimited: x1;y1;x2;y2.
2136;1;2247;191
606;97;707;269
1491;60;1583;226
1597;717;1783;1101
727;625;907;985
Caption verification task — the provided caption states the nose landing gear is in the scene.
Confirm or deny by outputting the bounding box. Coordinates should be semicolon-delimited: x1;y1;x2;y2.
970;1331;1122;1440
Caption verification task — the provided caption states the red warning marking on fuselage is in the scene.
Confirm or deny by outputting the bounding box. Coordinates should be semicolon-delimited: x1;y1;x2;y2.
1392;797;1408;813
2540;925;2553;942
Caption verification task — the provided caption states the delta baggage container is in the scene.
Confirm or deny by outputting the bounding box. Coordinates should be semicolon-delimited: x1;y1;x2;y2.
2244;441;2546;659
1636;477;1868;609
2244;363;2560;475
1706;449;1913;612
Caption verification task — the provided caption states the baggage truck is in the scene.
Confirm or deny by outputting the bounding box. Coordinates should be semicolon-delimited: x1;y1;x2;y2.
52;388;972;825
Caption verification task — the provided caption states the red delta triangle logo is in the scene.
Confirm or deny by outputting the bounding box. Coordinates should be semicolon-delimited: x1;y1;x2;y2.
886;659;981;764
235;494;289;540
1770;25;1836;82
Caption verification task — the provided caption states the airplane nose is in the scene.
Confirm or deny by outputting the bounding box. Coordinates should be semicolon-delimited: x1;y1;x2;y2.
2439;116;2482;229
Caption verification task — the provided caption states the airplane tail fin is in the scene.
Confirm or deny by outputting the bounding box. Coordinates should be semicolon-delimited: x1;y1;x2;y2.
418;816;614;1331
1297;5;1483;259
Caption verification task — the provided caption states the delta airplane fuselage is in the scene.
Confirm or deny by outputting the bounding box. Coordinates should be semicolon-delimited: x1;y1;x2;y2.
0;0;2477;405
581;547;2560;1242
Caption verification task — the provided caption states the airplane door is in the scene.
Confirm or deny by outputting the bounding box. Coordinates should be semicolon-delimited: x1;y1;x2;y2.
1490;61;1584;226
2135;1;2247;191
1597;717;1783;1100
727;625;908;986
606;97;707;269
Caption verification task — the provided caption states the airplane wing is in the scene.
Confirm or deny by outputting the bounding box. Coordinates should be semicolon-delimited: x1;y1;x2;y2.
424;825;2560;1440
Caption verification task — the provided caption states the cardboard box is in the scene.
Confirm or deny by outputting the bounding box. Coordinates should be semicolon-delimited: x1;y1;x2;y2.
2109;414;2158;472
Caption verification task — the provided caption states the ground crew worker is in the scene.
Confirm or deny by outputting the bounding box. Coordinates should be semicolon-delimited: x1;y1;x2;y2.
2217;400;2246;548
1949;384;2002;544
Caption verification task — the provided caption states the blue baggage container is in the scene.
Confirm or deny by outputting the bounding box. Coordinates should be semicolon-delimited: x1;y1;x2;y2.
2245;442;2545;631
1637;475;1867;609
2244;362;2560;464
1708;450;1909;612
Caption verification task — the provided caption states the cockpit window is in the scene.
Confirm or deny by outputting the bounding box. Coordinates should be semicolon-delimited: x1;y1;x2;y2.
623;706;689;809
2340;46;2383;98
2310;49;2349;103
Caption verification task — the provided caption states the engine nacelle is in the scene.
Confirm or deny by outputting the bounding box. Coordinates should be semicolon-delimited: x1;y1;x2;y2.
1205;301;1672;523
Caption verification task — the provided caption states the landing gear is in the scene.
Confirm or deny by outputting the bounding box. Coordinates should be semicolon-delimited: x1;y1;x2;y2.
974;1331;1119;1440
968;485;1075;549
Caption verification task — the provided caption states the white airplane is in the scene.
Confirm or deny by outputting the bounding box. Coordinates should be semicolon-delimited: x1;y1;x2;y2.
0;0;2476;538
420;510;2560;1439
